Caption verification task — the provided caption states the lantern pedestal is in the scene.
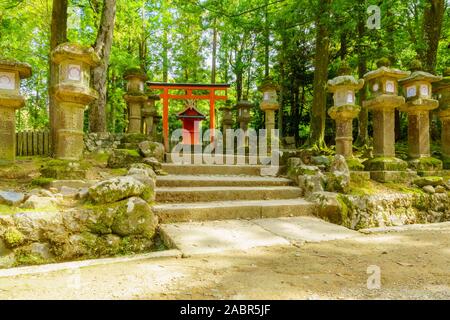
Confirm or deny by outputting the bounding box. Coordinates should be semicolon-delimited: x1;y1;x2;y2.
433;70;450;169
53;84;98;160
440;109;450;169
124;94;147;134
328;105;360;159
363;96;409;181
400;102;443;172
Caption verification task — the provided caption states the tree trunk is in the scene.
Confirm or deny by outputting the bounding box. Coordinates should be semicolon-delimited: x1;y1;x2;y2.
308;0;331;149
421;0;445;73
49;0;68;155
355;0;368;146
264;0;270;77
211;19;217;83
89;0;117;133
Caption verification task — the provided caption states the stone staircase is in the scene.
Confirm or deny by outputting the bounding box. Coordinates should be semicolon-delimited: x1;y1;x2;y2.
153;163;317;223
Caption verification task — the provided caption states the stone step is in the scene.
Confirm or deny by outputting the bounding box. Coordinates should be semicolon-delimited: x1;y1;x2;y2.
154;198;317;223
156;175;293;187
165;153;272;165
161;163;264;176
155;186;303;203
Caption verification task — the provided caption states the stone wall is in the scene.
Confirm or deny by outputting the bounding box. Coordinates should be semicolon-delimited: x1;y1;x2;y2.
0;164;160;268
311;191;450;230
84;133;124;154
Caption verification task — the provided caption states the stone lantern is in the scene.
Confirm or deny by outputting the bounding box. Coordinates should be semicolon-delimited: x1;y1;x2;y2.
123;68;148;134
327;66;364;158
399;61;443;171
142;94;160;137
51;43;100;161
258;77;279;135
363;58;411;181
0;59;32;163
220;100;234;140
433;67;450;169
235;99;253;149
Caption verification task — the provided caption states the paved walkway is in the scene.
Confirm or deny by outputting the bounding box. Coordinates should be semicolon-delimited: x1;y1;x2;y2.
0;221;449;299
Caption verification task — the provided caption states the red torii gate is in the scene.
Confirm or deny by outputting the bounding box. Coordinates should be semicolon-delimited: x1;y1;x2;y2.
147;82;230;151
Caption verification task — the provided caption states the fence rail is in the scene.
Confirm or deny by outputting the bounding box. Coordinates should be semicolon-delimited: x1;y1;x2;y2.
16;131;51;157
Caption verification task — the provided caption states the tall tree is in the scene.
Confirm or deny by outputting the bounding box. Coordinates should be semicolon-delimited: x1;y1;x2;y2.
308;0;331;149
89;0;117;133
421;0;445;73
49;0;68;153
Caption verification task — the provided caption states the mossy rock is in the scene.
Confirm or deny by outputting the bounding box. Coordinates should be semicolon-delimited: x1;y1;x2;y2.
107;149;143;169
120;133;149;144
31;177;55;188
413;176;444;187
40;159;89;179
364;157;408;171
346;158;365;171
3;227;25;248
409;157;443;171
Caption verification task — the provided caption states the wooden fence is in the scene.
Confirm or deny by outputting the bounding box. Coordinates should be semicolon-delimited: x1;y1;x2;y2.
16;131;51;157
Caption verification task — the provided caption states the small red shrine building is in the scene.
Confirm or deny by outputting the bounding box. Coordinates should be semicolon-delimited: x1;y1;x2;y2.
176;104;206;145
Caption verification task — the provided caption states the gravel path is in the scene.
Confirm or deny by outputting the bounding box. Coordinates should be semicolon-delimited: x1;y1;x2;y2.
0;223;449;300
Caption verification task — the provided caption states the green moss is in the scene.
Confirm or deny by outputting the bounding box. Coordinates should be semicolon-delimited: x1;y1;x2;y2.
110;168;128;176
409;157;443;171
120;133;148;144
40;159;90;179
335;194;352;227
348;180;378;196
3;227;25;248
346;158;365;171
125;149;140;157
384;182;425;195
31;177;54;187
363;157;408;171
13;251;48;266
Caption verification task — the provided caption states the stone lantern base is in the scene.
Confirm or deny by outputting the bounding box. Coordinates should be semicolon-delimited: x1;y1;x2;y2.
0;94;25;164
363;95;410;182
328;104;360;159
439;109;450;169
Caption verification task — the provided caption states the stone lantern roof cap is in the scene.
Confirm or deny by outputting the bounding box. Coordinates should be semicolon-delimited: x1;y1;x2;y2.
235;99;253;109
123;67;148;81
52;43;100;66
432;71;450;92
0;58;32;79
363;67;410;82
327;75;364;92
258;77;279;92
399;71;442;85
147;94;161;101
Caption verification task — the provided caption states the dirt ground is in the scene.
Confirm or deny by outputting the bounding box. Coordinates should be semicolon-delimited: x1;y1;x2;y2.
0;223;449;300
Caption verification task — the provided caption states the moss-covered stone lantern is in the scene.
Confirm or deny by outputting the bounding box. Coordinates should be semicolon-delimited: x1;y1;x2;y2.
124;68;148;134
51;43;100;161
258;77;279;135
362;58;410;181
220;100;234;142
433;67;450;169
142;94;160;137
0;59;32;163
399;60;443;171
327;66;364;158
236;99;252;132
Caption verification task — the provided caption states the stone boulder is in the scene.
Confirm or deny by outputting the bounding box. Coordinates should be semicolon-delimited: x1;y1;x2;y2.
326;155;351;193
88;176;153;204
138;141;165;162
21;195;59;210
0;191;25;206
413;176;444;187
298;172;326;196
111;197;158;238
143;157;162;171
107;149;142;169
